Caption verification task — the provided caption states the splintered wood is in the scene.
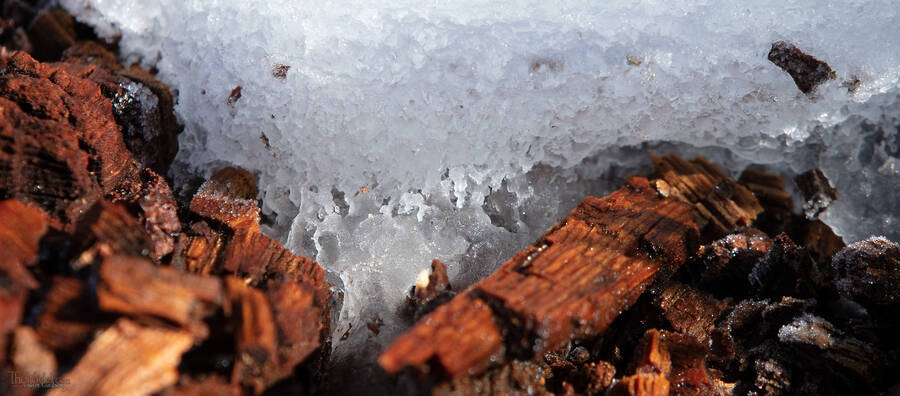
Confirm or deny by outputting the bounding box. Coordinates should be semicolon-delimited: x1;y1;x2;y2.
98;255;222;338
381;155;764;380
651;154;762;239
47;319;193;396
380;176;700;377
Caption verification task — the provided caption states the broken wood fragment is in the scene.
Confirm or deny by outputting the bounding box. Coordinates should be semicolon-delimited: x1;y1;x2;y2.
70;202;155;268
381;175;700;378
768;41;836;94
655;282;728;342
225;277;278;394
651;154;762;240
47;318;193;396
190;167;260;230
172;221;225;275
690;228;771;298
609;372;670;396
831;237;900;307
97;255;222;338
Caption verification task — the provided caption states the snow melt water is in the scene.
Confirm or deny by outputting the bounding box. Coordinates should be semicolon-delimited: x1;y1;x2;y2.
61;0;900;388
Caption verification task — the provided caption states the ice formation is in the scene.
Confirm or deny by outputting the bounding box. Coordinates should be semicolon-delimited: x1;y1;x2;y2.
61;0;900;388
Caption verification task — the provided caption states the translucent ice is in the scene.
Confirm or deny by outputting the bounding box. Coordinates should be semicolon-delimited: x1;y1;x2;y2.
61;0;900;390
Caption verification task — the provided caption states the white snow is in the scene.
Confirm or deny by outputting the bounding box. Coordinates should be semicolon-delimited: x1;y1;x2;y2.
61;0;900;388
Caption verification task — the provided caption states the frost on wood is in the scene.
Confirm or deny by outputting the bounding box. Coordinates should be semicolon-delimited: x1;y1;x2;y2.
61;0;900;382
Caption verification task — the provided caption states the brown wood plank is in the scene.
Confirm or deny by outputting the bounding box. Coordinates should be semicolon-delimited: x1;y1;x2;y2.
380;176;699;378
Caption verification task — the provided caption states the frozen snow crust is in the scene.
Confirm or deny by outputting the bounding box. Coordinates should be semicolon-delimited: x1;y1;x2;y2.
63;0;900;388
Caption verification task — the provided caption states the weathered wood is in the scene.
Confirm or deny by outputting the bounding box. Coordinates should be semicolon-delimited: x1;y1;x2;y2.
226;277;278;394
380;296;502;377
655;282;728;342
47;318;193;396
171;221;225;275
190;167;260;230
0;49;180;256
651;154;763;239
381;176;699;378
69;202;155;269
227;277;326;394
97;255;222;338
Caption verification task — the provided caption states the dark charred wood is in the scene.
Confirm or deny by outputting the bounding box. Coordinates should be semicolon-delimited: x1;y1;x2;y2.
689;228;771;298
794;168;837;219
831;237;900;307
768;41;836;95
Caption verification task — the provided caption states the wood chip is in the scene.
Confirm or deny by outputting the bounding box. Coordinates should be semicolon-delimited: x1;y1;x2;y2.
47;318;193;396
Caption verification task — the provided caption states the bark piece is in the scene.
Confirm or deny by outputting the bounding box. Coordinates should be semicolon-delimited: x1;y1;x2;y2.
777;313;887;384
61;42;180;175
768;41;836;94
381;176;699;378
749;233;821;298
46;318;193;396
738;167;844;262
221;228;326;289
225;276;328;394
188;166;329;297
631;330;672;376
794;168;837;219
266;280;326;384
625;329;732;396
738;168;793;219
651;154;763;240
380;295;502;377
97;255;222;338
